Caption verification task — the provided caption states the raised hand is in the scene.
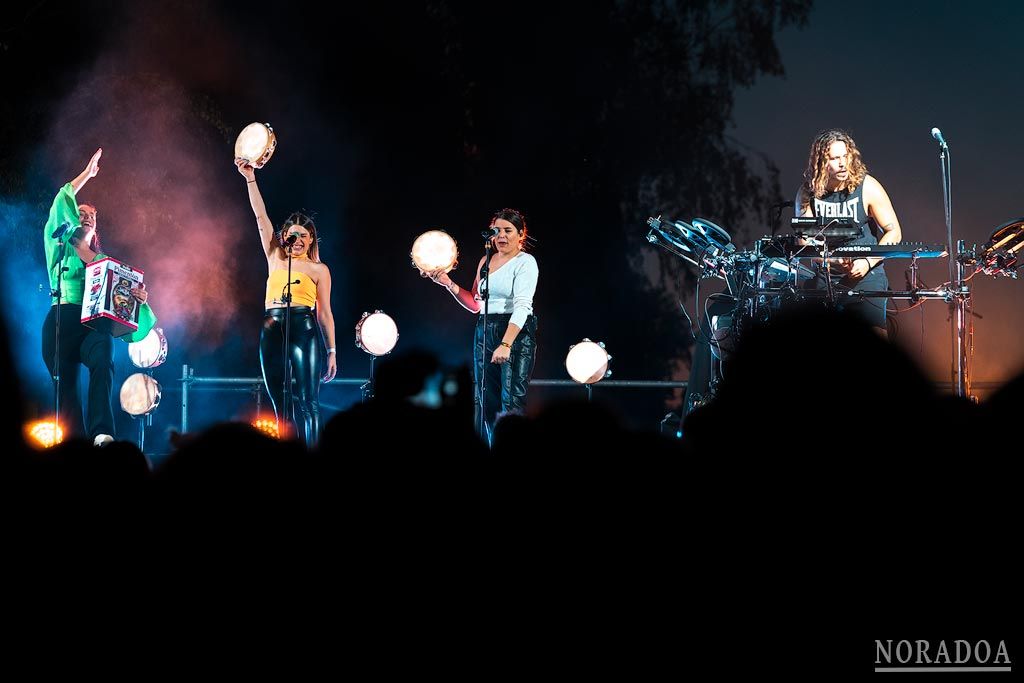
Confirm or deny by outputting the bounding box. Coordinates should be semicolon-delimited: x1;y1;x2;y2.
235;157;256;182
86;148;102;178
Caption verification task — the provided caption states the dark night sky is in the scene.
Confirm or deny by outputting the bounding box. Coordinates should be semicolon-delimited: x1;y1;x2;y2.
2;0;1022;449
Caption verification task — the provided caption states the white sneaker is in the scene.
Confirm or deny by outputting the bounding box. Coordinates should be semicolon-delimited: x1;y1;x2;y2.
93;434;114;447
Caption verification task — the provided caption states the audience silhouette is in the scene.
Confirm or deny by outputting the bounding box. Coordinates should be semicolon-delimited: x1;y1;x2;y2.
2;309;1017;662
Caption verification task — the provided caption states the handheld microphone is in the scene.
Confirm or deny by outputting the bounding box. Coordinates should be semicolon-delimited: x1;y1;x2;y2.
51;222;75;239
931;127;948;147
51;222;86;245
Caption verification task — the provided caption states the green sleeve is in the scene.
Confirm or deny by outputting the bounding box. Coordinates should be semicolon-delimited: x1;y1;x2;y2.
43;183;80;279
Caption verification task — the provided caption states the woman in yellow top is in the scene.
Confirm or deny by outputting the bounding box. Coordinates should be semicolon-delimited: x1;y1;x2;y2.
236;158;337;446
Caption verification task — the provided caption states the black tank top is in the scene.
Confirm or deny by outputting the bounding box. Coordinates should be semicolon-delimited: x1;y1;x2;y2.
813;180;875;242
811;179;887;286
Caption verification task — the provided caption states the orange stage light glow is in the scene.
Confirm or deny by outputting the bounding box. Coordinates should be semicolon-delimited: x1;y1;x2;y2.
26;419;64;448
251;417;280;439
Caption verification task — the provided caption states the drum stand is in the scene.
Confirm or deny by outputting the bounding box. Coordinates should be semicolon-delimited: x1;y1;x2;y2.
835;245;974;400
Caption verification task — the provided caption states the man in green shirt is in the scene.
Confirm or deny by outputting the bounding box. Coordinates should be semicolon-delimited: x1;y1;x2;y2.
42;148;156;446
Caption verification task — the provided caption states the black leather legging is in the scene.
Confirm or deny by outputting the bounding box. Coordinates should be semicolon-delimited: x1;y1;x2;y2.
260;306;324;446
473;313;538;443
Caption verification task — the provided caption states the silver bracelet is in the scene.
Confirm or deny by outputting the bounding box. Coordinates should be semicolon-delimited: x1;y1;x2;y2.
327;347;336;354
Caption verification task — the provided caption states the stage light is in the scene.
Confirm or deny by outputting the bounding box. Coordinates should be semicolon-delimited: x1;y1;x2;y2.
26;419;64;449
565;338;612;384
251;417;280;439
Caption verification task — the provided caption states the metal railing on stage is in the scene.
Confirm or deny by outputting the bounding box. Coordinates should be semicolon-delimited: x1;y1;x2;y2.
176;363;687;433
174;363;1004;434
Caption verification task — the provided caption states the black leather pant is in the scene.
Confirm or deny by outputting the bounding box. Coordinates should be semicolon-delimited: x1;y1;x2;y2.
473;313;538;443
41;303;115;440
260;306;324;446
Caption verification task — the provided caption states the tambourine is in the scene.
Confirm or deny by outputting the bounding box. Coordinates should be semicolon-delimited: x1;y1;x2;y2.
355;310;399;356
234;122;277;168
127;327;168;369
410;230;458;276
120;373;162;417
564;339;612;384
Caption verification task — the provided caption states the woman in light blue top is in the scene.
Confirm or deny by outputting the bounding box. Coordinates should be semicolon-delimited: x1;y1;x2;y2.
428;208;539;443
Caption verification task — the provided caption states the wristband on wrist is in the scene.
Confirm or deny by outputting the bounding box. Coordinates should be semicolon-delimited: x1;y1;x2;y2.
327;347;336;354
499;341;512;349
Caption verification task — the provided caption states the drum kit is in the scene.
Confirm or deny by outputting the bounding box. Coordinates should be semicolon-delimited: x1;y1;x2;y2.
974;217;1024;277
647;212;1022;413
647;215;836;337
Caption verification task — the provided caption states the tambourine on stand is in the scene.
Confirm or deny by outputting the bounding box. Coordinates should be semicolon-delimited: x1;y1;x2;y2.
122;327;168;452
565;338;612;402
355;310;399;400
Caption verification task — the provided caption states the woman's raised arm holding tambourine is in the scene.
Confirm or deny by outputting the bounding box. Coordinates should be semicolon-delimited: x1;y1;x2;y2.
235;158;277;260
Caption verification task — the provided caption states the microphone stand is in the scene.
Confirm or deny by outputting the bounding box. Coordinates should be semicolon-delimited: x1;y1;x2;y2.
281;239;296;438
938;141;969;398
49;229;71;443
478;236;495;440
